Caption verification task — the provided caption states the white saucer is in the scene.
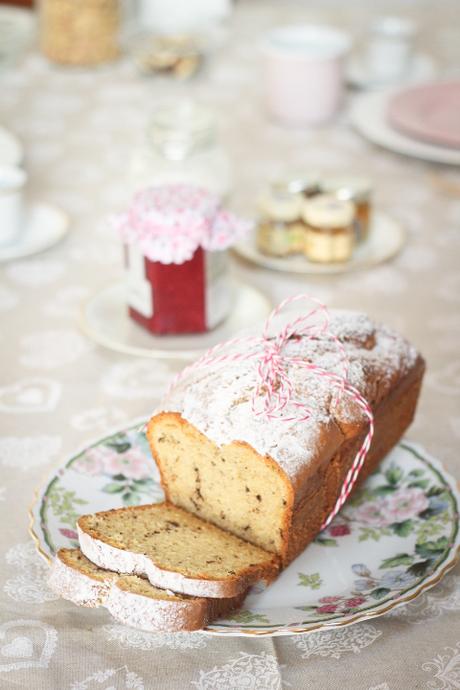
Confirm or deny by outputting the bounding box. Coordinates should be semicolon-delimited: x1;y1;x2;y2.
0;125;23;166
79;281;272;360
350;90;460;166
347;53;436;90
233;211;405;275
0;202;69;262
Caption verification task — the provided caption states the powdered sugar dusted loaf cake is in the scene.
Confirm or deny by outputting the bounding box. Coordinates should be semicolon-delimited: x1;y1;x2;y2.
147;310;424;566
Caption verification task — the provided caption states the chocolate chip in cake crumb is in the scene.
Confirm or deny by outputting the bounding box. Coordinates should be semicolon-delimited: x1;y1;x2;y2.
245;486;250;493
256;494;262;502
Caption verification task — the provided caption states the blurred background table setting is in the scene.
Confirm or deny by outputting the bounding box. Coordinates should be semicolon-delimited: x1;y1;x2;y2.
0;0;460;688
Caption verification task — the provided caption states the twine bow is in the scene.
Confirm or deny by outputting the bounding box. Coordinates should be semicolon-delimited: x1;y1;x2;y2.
169;294;374;530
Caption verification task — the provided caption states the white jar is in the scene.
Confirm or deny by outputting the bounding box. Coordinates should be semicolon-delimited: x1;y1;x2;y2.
130;101;232;200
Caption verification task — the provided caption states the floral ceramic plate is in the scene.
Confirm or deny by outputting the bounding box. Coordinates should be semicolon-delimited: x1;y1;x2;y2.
29;422;460;637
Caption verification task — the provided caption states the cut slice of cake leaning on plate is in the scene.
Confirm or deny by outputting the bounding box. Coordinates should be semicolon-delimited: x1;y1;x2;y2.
49;548;247;632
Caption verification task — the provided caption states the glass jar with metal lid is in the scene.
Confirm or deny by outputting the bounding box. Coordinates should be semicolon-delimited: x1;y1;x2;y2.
302;194;355;263
320;176;372;243
257;185;306;257
130;101;232;200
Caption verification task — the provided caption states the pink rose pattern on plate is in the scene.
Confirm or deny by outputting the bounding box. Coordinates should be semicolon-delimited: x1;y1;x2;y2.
72;431;161;506
299;459;453;618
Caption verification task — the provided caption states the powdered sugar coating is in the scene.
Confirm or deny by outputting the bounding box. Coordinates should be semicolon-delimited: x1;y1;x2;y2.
48;552;115;608
161;310;419;486
48;551;219;632
106;585;204;632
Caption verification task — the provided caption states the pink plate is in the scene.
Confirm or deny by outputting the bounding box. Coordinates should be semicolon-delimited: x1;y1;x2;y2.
387;80;460;149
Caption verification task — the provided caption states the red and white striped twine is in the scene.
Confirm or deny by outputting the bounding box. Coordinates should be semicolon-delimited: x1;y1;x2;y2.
169;294;374;530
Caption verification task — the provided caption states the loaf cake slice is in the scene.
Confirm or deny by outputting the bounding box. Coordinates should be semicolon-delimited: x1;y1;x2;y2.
49;548;246;632
148;310;425;566
77;502;278;598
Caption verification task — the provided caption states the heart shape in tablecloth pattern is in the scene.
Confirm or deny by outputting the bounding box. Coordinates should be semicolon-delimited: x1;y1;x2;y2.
19;330;93;370
0;620;57;672
101;360;171;400
1;636;33;659
0;378;61;413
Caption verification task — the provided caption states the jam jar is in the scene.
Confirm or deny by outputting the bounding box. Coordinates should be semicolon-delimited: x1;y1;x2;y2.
302;194;355;263
257;185;306;257
321;176;372;243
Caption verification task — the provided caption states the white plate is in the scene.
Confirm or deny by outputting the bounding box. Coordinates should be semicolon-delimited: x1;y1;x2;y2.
29;426;460;637
347;53;436;90
0;202;69;262
0;125;23;167
79;281;272;360
233;211;405;275
350;90;460;166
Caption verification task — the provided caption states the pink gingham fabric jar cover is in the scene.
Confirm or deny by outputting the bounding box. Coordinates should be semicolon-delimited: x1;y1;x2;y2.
113;184;252;265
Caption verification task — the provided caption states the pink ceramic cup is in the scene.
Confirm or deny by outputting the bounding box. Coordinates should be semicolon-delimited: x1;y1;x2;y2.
262;24;351;127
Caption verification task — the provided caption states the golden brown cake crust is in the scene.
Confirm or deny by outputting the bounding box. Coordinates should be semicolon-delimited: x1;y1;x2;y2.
148;311;425;566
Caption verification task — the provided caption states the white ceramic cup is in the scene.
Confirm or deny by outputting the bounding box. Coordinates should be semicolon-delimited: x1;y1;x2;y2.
366;17;416;82
0;165;27;247
262;24;351;127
